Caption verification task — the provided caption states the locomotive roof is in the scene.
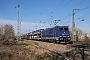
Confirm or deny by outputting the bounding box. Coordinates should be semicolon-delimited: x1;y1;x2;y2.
43;26;68;30
54;26;68;28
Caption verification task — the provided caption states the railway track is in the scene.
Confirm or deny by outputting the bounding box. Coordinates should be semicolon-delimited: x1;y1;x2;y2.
24;40;73;60
72;41;90;45
34;42;67;60
24;39;90;60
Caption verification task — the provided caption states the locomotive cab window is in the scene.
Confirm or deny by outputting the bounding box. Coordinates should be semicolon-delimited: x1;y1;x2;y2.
64;28;68;31
59;28;68;31
59;28;63;31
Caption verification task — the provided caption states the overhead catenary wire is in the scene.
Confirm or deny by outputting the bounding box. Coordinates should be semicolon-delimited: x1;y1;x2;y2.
45;0;72;22
58;0;85;18
76;12;90;21
52;0;65;12
74;6;90;14
47;0;86;24
53;0;72;15
57;0;85;18
18;6;44;22
20;13;41;20
19;7;90;29
60;5;90;22
17;0;87;22
15;1;90;26
45;0;65;21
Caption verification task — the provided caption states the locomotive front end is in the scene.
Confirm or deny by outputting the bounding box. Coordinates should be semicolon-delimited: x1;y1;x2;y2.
58;26;71;43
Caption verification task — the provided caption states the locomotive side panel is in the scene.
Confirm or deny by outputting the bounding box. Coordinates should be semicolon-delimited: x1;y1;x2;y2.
41;26;71;43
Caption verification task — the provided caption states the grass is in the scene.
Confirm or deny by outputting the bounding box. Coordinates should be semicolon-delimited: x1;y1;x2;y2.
0;40;60;60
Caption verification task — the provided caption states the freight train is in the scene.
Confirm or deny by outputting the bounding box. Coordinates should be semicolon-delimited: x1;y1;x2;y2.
24;26;71;43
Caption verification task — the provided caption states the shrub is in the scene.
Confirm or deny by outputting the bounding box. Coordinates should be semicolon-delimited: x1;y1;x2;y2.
3;40;17;45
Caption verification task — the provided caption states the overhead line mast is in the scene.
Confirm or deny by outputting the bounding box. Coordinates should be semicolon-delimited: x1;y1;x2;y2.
72;9;79;41
15;4;21;41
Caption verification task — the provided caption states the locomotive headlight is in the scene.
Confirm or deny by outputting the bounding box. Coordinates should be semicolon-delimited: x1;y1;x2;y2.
56;38;58;40
68;36;70;37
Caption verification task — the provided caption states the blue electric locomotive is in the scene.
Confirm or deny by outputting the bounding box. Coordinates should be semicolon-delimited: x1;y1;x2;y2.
41;26;71;43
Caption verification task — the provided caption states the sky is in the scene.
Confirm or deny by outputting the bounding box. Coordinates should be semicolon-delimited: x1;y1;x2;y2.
0;0;90;35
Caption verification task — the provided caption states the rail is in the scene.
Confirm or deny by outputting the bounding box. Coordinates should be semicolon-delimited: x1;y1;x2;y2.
34;42;69;60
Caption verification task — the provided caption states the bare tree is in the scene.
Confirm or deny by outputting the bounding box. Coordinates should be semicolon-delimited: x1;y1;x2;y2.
69;27;83;41
4;24;15;41
0;24;4;41
76;28;83;41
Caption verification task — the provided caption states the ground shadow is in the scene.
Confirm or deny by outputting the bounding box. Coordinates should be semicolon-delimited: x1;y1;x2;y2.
64;44;90;60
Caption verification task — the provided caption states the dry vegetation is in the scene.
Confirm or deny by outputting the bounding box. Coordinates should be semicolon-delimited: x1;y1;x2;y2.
0;41;61;60
1;39;89;60
29;40;90;60
0;24;60;60
0;24;15;41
